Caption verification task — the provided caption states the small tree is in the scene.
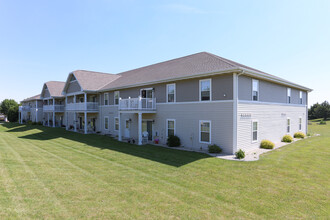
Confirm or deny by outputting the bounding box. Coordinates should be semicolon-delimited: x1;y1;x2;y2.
0;99;18;116
7;106;18;122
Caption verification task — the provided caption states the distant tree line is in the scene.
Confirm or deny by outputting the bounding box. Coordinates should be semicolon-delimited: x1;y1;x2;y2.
308;101;330;120
0;99;19;122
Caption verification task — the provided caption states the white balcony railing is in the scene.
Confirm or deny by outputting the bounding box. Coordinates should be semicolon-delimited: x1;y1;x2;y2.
43;105;65;112
66;102;99;111
119;97;156;111
19;106;31;112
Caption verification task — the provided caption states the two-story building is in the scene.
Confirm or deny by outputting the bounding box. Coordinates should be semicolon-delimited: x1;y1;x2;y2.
20;52;312;154
19;94;43;124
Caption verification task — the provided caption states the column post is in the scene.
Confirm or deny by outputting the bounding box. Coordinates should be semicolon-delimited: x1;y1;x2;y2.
118;112;122;141
138;112;142;145
35;100;38;122
65;96;68;130
53;98;55;127
47;112;49;127
84;93;87;134
74;95;77;132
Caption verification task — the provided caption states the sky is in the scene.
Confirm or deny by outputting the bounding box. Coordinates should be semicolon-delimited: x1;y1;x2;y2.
0;0;329;106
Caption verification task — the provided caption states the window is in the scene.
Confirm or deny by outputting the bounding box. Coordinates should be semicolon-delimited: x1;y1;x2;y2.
114;91;120;105
199;79;211;101
252;79;259;101
299;117;302;131
114;117;119;131
104;93;109;105
199;120;211;144
70;75;76;82
287;118;291;133
299;91;303;104
287;88;291;103
252;121;258;142
166;84;176;103
166;119;175;137
104;117;109;130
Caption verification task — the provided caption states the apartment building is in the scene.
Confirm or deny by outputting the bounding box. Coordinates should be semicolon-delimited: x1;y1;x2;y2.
19;52;311;154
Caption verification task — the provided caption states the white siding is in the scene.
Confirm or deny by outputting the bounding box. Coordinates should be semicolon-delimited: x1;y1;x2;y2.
237;102;307;152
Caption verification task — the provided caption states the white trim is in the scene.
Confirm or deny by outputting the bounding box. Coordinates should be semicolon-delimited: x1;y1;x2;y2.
299;91;303;104
157;100;233;105
252;79;259;101
238;100;307;107
287;117;291;134
199;78;212;102
114;117;119;131
166;119;176;137
199;120;211;144
233;73;238;153
251;120;258;143
166;83;176;103
114;91;119;105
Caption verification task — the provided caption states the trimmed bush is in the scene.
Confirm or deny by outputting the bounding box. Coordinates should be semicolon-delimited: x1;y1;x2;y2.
235;149;245;159
294;132;306;139
260;140;275;149
282;135;293;143
167;135;181;147
319;120;326;125
208;144;222;153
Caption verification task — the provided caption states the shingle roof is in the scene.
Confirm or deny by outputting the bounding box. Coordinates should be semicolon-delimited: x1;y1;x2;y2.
44;81;66;97
98;52;311;91
21;94;41;102
72;70;120;91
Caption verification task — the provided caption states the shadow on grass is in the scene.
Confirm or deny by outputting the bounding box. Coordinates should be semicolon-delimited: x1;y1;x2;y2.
2;123;210;167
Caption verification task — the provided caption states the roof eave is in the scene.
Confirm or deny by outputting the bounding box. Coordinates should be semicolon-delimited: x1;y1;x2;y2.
238;67;313;92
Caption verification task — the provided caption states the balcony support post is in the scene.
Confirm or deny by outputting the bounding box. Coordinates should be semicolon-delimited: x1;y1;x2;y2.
74;95;77;132
138;112;142;145
65;97;68;130
118;112;122;141
35;100;38;122
52;98;55;127
84;93;87;134
47;112;49;127
138;96;142;110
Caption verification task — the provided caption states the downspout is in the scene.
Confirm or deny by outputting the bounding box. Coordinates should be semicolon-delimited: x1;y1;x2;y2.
233;70;245;154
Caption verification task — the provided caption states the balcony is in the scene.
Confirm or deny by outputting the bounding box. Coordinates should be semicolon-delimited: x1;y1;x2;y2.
119;97;156;111
19;106;31;112
43;105;65;112
66;102;99;112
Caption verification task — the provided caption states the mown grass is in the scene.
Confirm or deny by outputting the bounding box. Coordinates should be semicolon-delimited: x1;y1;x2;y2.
0;122;329;219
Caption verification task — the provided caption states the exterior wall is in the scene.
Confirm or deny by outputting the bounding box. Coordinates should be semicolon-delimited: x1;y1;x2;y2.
66;81;81;94
43;89;51;98
100;73;233;104
238;75;307;105
237;102;307;152
99;101;234;154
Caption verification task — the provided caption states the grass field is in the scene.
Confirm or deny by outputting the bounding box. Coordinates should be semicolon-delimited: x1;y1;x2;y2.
0;121;329;219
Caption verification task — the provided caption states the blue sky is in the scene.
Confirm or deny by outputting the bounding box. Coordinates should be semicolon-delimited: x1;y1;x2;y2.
0;0;329;106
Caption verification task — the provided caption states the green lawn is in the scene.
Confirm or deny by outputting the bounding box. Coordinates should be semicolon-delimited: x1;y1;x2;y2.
0;122;329;219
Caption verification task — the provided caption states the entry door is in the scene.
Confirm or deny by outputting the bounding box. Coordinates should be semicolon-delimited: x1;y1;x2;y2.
79;117;83;129
124;120;130;138
142;121;153;140
141;89;153;98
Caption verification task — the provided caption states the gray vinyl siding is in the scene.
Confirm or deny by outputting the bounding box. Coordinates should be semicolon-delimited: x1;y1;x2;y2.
237;102;307;152
238;75;307;105
43;89;51;98
66;81;81;94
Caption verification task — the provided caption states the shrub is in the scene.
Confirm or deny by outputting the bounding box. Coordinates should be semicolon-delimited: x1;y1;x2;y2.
235;149;245;159
260;140;275;149
208;144;222;153
167;135;181;147
7;105;18;122
319;120;326;125
32;122;37;125
37;122;43;125
294;132;306;139
282;135;293;143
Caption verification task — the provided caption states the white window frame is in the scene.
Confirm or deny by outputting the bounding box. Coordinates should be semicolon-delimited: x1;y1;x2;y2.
199;79;212;102
199;120;211;144
299;91;303;104
287;88;291;104
287;118;291;133
104;116;109;130
252;79;259;101
299;117;302;131
114;117;119;131
104;93;109;106
114;91;120;105
252;120;258;143
166;119;176;137
166;83;176;103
